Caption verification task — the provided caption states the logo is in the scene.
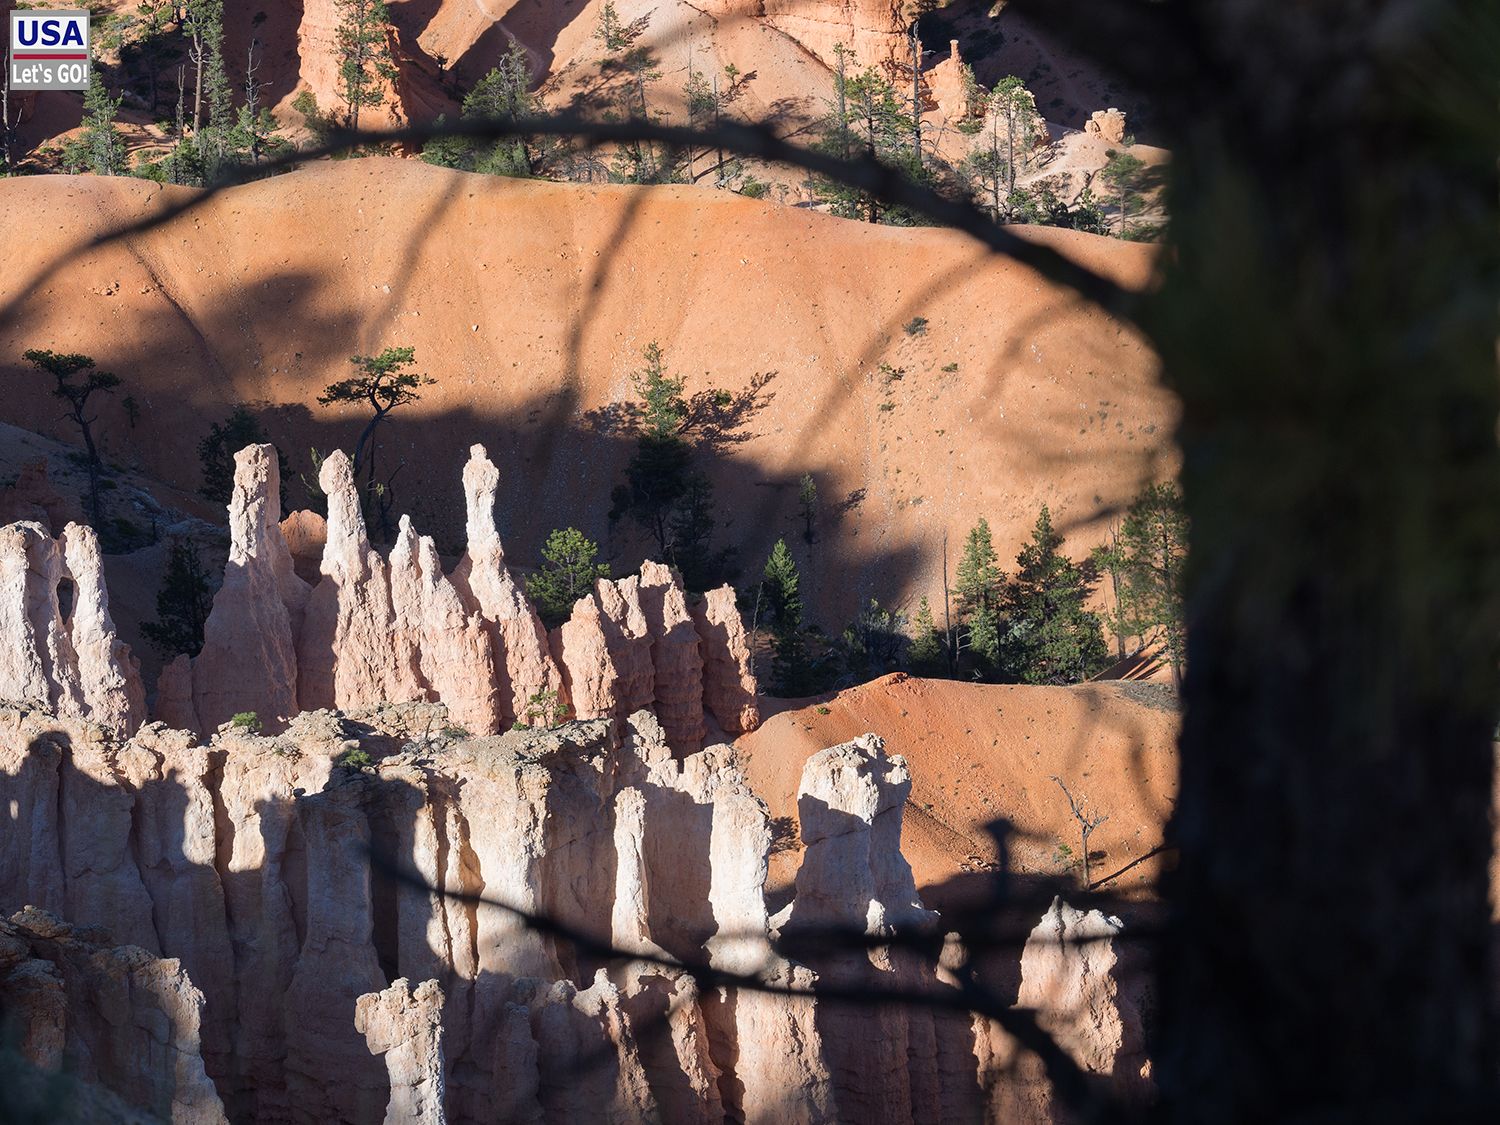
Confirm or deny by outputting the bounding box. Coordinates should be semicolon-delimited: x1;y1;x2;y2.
9;11;91;92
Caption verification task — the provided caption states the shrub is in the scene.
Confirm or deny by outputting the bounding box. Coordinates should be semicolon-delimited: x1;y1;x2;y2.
230;711;262;734
903;316;929;336
337;746;373;769
523;688;570;729
142;542;214;657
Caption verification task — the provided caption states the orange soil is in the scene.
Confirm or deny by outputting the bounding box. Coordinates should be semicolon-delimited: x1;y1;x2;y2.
737;674;1179;910
0;160;1175;630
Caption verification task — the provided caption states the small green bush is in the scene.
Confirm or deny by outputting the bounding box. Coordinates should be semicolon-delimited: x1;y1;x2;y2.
903;316;929;336
230;711;261;734
337;746;373;770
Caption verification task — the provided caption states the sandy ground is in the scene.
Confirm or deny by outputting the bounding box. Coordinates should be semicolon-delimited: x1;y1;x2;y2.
737;674;1179;914
0;160;1176;635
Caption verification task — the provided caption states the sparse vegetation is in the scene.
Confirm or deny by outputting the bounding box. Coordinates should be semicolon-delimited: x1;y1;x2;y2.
526;528;610;629
337;745;374;769
318;346;433;538
230;711;262;734
19;349;122;521
197;405;288;505
141;541;214;657
522;688;570;729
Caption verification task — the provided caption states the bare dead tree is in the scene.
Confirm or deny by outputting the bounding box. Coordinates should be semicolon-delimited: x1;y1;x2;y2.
1052;776;1109;890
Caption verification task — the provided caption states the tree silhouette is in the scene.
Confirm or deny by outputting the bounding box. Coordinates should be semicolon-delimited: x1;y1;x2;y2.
20;349;121;522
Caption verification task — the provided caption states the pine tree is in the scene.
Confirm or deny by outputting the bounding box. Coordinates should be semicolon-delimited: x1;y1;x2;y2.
1100;148;1148;236
423;43;547;177
317;346;433;537
955;517;1003;617
907;595;944;674
959;76;1040;222
608;342;730;589
141;541;214;656
198;405;288;504
334;0;397;132
998;505;1109;685
968;603;1001;672
1114;483;1188;686
810;50;920;222
526;528;610;629
611;341;689;554
20;349;121;520
841;599;906;682
761;539;814;696
797;473;819;545
228;40;288;171
668;472;727;592
64;75;128;176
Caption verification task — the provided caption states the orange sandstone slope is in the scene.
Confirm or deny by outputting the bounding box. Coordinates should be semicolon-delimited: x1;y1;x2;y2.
0;159;1174;624
738;676;1179;909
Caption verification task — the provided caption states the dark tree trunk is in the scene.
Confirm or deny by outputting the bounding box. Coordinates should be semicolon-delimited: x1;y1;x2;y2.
1142;2;1500;1119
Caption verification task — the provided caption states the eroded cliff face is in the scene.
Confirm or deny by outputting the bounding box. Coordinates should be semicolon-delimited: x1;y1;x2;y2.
696;0;908;70
0;904;227;1124
0;453;1147;1122
0;700;1149;1124
161;444;758;753
0;520;144;738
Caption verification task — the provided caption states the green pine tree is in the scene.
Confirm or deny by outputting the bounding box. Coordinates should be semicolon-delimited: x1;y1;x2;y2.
907;595;944;674
423;42;549;177
64;75;128;176
198;406;289;505
317;346;433;538
20;348;121;520
334;0;397;131
1114;483;1188;686
955;517;1003;617
141;541;214;656
608;341;731;590
761;538;814;695
526;528;611;629
998;505;1110;685
1100;148;1148;236
809;53;921;222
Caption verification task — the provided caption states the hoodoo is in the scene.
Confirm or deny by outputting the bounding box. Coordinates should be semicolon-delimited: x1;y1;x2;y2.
141;445;757;749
